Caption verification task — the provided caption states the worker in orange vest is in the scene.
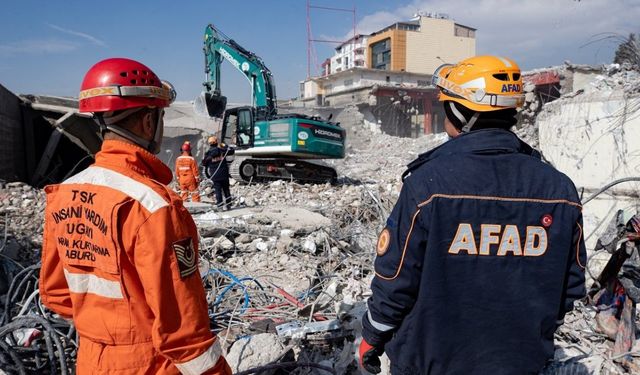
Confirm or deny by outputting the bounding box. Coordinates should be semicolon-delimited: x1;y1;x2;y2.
175;141;201;202
39;57;231;375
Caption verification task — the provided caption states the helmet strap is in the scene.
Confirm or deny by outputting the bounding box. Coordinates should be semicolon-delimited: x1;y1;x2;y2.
94;108;157;152
149;108;164;154
449;102;479;133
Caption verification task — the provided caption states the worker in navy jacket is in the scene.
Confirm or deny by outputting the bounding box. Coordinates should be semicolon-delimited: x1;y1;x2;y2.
202;136;235;210
359;56;586;375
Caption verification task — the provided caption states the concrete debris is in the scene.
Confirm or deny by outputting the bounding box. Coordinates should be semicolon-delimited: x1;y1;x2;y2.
2;62;640;374
516;62;640;149
226;333;285;374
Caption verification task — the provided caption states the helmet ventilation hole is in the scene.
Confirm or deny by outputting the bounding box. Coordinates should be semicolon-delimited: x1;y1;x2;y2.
492;73;509;81
120;72;128;77
130;79;137;85
512;73;521;81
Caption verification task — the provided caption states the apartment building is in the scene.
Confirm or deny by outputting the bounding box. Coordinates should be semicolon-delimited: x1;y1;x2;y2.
327;34;368;75
368;12;475;74
298;12;476;137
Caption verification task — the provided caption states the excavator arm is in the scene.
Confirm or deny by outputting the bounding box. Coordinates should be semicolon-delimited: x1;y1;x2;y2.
203;24;277;120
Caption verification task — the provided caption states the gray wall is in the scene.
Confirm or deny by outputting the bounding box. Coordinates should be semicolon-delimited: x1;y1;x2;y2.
0;84;25;182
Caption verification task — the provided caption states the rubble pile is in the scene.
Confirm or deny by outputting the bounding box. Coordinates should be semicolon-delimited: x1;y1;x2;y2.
514;79;545;148
0;182;75;374
0;182;45;265
514;62;640;149
189;132;448;373
2;66;640;372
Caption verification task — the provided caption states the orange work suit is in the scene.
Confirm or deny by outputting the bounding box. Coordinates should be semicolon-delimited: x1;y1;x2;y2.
175;153;201;202
40;140;231;375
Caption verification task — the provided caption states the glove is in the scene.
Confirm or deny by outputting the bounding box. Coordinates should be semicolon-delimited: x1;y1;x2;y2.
359;338;383;374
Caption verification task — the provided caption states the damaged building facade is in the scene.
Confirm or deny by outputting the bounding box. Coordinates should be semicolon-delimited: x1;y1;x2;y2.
299;12;476;138
0;86;218;186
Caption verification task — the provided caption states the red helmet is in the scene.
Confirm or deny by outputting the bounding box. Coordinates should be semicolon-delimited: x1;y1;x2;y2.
79;58;176;113
181;141;191;152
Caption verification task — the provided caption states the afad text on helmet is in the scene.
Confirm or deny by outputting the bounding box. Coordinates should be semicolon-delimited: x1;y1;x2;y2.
501;84;521;93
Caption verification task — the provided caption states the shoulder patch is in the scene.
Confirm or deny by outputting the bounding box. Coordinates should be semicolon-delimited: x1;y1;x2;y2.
173;237;197;278
376;228;391;256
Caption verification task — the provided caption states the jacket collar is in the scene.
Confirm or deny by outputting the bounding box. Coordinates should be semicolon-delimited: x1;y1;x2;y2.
94;140;173;185
403;129;539;180
442;129;536;156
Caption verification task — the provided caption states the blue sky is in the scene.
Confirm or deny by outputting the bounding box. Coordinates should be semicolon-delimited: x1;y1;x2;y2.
1;1;638;104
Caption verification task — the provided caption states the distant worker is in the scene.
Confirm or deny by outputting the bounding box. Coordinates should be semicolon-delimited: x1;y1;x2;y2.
175;141;201;202
359;56;586;374
202;136;234;210
39;57;231;375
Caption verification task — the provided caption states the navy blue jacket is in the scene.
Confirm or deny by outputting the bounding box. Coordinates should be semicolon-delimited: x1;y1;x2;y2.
202;145;234;182
363;129;586;375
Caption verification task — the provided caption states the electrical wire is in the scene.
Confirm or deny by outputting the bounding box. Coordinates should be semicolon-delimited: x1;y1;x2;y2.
582;177;640;205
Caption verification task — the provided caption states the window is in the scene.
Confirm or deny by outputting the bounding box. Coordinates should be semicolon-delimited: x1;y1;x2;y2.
237;109;252;146
372;38;391;70
345;57;349;68
455;25;476;38
224;114;238;142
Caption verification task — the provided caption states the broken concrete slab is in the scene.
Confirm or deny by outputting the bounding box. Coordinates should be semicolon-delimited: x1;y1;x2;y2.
225;333;284;373
183;201;215;214
194;206;331;234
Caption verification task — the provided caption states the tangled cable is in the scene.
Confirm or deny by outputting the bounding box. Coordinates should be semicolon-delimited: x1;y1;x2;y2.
0;262;76;374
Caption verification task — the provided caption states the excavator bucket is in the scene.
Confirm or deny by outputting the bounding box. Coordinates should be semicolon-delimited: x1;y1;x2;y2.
193;91;227;118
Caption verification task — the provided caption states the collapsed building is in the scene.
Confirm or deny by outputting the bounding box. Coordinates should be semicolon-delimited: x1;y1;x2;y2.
0;86;220;187
0;59;639;374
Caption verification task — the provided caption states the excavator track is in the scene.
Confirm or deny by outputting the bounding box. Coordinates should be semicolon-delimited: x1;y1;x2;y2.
230;156;337;184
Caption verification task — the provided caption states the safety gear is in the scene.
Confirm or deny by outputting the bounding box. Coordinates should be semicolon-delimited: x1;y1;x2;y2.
181;141;192;152
359;339;383;374
40;140;228;374
208;136;218;145
79;58;176;154
433;56;524;131
175;153;201;202
79;58;176;113
364;129;586;374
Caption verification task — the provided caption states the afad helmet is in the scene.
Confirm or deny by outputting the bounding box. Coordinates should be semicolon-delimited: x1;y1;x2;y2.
79;58;176;113
181;141;191;152
433;56;524;131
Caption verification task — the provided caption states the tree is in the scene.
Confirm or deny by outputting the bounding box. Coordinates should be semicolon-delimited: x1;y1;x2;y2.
613;33;639;69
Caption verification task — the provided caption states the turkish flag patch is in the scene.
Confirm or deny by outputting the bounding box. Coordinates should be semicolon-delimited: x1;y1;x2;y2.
172;237;197;278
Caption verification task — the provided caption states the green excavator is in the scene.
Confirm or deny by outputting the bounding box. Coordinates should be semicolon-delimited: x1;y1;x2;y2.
199;24;345;184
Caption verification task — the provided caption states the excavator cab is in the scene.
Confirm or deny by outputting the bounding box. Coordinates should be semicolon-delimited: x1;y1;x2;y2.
222;106;253;149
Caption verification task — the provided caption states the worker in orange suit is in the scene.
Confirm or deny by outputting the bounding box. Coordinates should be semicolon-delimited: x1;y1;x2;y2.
175;141;201;202
39;57;231;375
